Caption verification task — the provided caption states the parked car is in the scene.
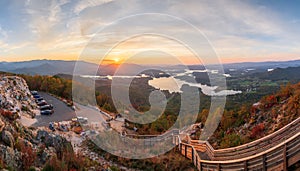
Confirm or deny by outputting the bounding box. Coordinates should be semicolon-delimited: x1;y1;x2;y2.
37;100;48;106
31;91;38;95
40;104;53;110
77;116;88;124
35;97;44;102
33;94;41;99
41;109;54;115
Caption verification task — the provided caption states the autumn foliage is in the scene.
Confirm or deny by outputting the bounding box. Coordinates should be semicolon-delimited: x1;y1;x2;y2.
0;109;14;120
20;143;36;170
250;123;265;139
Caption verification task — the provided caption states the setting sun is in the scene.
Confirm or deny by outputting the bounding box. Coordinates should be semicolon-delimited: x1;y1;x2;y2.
114;58;120;63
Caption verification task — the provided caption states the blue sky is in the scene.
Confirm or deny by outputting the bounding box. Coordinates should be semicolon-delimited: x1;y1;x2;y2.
0;0;299;64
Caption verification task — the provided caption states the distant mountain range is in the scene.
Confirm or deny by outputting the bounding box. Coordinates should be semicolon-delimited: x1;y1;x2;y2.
0;60;185;76
0;59;299;76
0;60;99;75
0;60;138;76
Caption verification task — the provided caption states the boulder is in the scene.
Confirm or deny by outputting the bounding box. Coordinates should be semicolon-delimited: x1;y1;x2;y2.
37;130;69;149
41;147;56;164
4;124;15;135
0;144;21;169
1;130;15;148
36;130;49;141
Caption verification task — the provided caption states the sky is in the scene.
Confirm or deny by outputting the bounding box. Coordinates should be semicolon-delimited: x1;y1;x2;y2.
0;0;300;65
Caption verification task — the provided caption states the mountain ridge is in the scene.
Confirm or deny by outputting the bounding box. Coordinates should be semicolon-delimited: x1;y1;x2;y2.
1;59;300;76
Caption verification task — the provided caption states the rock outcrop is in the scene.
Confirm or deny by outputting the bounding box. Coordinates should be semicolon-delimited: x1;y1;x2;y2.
0;144;21;169
0;76;37;119
0;76;74;170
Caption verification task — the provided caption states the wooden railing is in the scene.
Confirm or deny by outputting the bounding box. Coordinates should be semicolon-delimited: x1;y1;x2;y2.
178;132;300;171
122;129;180;146
176;117;300;171
122;117;300;170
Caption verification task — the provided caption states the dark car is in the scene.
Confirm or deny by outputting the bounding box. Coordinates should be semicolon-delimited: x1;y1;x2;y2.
33;94;41;99
41;110;54;115
37;100;47;106
35;97;44;102
40;104;53;110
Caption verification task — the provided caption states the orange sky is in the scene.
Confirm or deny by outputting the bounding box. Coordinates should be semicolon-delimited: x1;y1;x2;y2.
1;1;300;65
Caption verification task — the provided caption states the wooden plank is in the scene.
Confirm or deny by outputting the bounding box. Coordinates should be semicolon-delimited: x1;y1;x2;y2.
288;151;300;167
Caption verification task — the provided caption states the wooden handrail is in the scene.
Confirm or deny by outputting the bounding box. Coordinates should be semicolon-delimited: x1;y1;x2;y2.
176;117;300;170
214;117;300;152
178;132;299;170
199;132;299;164
188;117;299;159
121;117;299;170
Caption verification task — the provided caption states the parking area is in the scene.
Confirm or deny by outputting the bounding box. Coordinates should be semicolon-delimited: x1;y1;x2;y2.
31;92;76;127
20;91;126;135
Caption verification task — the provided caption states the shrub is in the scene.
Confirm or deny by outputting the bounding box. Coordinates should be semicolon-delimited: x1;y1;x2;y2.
220;133;242;148
20;143;36;170
250;123;265;139
110;165;119;171
42;156;67;171
0;109;15;120
28;166;36;171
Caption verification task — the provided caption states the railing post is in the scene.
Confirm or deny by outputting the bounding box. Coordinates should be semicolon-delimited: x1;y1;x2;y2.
179;143;182;153
262;154;266;171
195;155;198;168
283;144;287;171
244;160;248;171
199;161;202;171
217;163;220;171
192;148;194;161
185;145;187;158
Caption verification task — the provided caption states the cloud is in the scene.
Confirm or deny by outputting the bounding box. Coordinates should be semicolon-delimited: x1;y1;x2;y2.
1;0;300;63
0;40;9;50
74;0;114;14
0;26;8;40
25;0;70;46
168;0;283;37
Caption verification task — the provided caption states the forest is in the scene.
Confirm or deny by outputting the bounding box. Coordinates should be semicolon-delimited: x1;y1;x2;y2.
18;72;299;148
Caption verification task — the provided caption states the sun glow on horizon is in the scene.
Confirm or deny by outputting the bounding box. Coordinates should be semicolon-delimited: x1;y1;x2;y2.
114;58;120;63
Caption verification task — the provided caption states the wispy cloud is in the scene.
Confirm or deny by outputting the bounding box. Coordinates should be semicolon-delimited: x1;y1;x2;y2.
25;0;70;47
0;26;8;40
0;0;300;63
74;0;113;14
